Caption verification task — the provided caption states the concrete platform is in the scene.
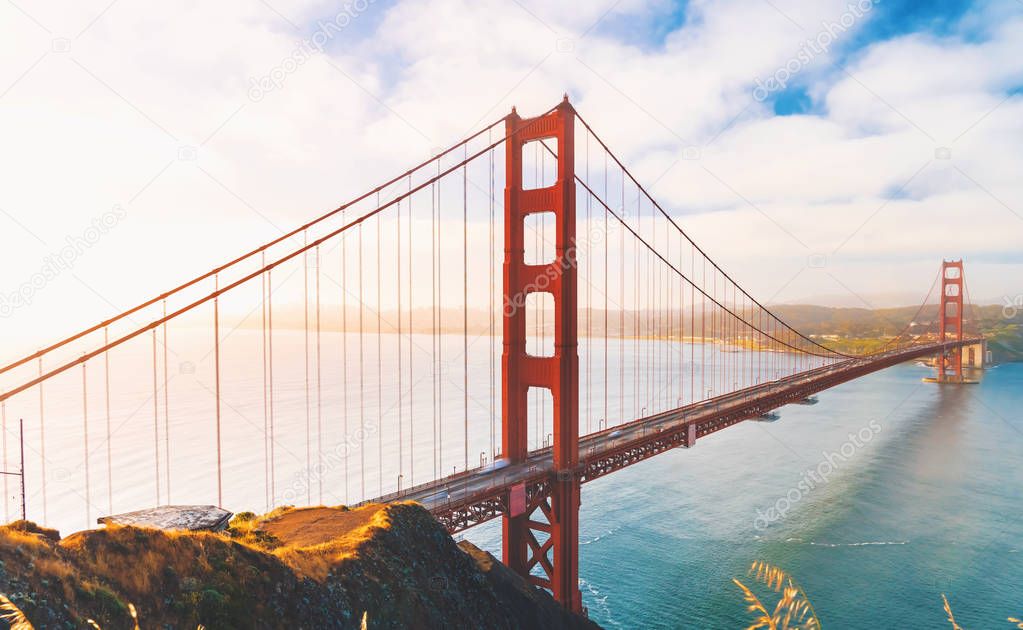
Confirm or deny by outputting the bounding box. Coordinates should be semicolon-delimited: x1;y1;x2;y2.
97;505;233;532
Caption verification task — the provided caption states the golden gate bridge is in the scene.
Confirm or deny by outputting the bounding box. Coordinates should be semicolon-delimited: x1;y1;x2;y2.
0;96;979;612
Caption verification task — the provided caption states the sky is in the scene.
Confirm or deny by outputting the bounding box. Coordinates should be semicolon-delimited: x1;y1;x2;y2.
1;0;1022;350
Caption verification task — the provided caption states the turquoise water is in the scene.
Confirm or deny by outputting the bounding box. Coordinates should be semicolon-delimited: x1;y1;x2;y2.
464;362;1023;628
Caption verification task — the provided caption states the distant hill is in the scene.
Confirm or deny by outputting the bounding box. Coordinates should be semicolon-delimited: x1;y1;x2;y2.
217;301;1023;363
770;303;1023;362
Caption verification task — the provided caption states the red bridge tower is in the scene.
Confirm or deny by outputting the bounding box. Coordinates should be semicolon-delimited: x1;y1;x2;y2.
937;259;964;383
502;97;582;612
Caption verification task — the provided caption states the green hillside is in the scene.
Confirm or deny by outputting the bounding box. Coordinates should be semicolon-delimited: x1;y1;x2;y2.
770;303;1023;362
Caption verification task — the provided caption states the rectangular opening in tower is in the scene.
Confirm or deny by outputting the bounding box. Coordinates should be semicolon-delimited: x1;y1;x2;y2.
525;291;555;357
527;385;554;451
521;138;559;190
524;211;557;265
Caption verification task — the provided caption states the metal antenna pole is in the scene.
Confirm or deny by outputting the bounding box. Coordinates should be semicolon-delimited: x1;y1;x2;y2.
19;419;26;521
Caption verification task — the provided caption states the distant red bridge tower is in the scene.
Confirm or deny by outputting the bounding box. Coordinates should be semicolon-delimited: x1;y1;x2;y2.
937;259;965;382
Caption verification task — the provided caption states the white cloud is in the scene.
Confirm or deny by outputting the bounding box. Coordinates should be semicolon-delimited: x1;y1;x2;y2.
0;0;1021;354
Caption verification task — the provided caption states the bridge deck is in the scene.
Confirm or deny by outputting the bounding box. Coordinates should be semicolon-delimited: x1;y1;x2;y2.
356;339;977;533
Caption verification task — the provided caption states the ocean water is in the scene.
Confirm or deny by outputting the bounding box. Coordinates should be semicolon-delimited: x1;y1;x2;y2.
464;361;1023;628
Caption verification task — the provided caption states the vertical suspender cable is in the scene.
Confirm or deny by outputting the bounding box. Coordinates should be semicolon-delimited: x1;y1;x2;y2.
304;232;311;505
748;295;752;387
151;330;161;506
663;222;667;407
740;293;744;388
712;267;720;396
669;233;674;406
398;196;404;489
653;207;659;408
214;274;223;508
662;214;667;407
265;250;274;511
341;225;349;503
688;249;694;404
741;290;744;385
408;175;414;483
82;360;90;527
377;206;383;495
316;244;323;504
1;399;6;522
619;162;624;424
679;231;684;406
489;140;495;458
38;357;46;522
634;187;639;416
431;173;438;480
758;301;763;384
586;134;591;434
359;221;365;500
104;327;112;514
463;147;469;473
701;258;706;401
268;267;276;507
162;300;170;501
645;197;651;407
603;154;608;428
652;201;658;406
437;161;443;474
645;192;651;409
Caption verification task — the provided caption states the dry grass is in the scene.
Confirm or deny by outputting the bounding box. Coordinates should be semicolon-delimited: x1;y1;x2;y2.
0;505;393;626
732;561;820;630
221;503;398;581
942;594;963;630
0;523;78;604
267;504;395;581
0;504;400;629
61;525;234;596
85;601;211;630
0;594;33;630
0;524;54;553
940;595;1023;629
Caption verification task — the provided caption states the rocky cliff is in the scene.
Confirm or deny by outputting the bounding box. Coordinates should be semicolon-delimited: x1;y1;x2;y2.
0;503;600;629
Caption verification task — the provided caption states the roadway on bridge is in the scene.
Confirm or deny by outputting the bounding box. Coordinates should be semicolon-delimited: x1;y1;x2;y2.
365;340;974;523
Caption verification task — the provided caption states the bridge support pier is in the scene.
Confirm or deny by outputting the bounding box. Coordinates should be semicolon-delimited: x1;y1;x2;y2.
935;260;964;383
501;97;582;613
